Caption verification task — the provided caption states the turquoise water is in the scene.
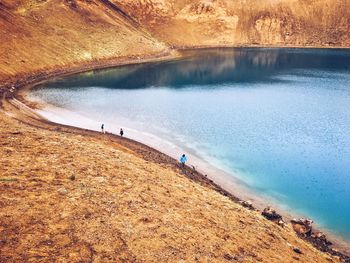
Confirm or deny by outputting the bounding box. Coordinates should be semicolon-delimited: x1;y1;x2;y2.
31;48;350;241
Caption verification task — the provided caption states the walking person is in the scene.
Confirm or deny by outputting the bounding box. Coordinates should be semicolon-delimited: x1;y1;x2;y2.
179;154;187;167
120;128;124;137
101;124;105;134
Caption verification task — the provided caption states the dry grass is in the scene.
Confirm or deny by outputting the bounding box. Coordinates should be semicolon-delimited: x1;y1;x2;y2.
0;0;168;86
0;97;342;262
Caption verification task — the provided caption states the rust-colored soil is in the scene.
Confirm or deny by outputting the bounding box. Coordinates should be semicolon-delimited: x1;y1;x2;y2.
114;0;350;48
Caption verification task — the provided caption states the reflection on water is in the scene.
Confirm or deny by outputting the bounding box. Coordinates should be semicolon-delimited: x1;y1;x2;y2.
45;48;350;90
32;48;350;241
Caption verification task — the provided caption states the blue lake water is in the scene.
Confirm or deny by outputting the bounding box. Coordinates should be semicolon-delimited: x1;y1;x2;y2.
30;48;350;241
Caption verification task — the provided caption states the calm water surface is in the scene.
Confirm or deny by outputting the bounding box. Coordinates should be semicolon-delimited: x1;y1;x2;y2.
30;48;350;240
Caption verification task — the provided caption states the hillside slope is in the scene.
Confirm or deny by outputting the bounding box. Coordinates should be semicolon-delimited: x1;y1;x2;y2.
0;99;341;262
0;0;168;86
113;0;350;47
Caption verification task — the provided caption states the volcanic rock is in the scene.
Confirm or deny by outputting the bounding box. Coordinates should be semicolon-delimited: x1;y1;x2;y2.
262;207;282;221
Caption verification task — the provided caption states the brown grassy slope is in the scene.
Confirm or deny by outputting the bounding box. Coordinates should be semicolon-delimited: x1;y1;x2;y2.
113;0;350;47
0;99;340;263
0;0;168;86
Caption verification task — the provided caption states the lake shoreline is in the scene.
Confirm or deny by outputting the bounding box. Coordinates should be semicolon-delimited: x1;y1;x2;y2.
2;47;350;259
25;100;350;253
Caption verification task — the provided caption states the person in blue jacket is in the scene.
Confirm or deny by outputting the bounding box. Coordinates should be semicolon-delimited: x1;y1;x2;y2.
179;154;187;167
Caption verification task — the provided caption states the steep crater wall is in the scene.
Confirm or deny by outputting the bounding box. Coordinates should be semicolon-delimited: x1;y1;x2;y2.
112;0;350;47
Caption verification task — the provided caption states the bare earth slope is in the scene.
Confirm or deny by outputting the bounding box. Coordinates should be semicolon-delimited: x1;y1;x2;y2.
114;0;350;47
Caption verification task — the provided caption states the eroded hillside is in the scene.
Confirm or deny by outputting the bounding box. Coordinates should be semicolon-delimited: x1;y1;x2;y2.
113;0;350;47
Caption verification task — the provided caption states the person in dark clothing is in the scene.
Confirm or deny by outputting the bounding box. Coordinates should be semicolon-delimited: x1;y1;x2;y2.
101;124;105;134
120;128;124;137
